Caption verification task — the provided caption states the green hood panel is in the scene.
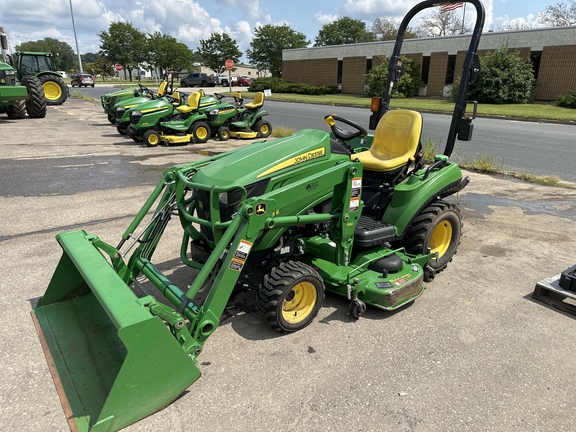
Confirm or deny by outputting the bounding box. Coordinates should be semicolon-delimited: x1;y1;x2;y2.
193;129;343;186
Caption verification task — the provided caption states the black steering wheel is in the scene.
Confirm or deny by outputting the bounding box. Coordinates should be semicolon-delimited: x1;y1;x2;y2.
324;114;368;142
213;92;225;100
138;83;151;96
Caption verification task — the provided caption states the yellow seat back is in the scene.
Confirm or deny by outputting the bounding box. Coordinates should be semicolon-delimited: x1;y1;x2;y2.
176;91;201;114
157;81;168;96
245;92;264;109
355;110;422;172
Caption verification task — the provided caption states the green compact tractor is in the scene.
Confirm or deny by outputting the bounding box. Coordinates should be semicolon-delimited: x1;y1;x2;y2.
141;92;248;146
31;1;484;430
0;28;46;118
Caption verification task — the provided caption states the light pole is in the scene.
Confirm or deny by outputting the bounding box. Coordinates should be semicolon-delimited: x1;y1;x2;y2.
69;0;83;73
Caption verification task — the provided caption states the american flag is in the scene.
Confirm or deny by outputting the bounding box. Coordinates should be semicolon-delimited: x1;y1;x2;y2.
440;2;464;12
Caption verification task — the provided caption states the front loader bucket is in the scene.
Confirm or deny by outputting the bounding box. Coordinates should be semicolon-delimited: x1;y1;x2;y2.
31;230;200;432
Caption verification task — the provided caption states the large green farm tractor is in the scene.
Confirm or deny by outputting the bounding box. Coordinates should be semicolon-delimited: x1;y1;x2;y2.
0;28;46;118
31;1;485;430
0;27;68;105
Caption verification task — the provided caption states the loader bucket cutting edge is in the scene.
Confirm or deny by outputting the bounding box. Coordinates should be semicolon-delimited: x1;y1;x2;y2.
31;230;201;431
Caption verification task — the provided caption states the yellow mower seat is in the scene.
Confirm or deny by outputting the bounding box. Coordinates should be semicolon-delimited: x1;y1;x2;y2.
157;81;168;96
170;91;181;106
245;92;264;109
355;110;422;172
176;91;200;114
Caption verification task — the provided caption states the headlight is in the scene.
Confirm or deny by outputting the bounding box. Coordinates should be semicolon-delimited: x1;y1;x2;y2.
115;107;126;118
130;110;143;124
209;109;219;116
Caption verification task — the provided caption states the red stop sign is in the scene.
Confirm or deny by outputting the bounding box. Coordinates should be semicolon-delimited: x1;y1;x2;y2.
225;59;234;70
115;63;123;71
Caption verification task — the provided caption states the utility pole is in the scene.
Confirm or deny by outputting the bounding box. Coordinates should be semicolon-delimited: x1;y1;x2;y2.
69;0;83;73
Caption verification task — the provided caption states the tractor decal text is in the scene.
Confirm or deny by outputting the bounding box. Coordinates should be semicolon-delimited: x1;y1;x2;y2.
349;177;362;212
257;147;326;178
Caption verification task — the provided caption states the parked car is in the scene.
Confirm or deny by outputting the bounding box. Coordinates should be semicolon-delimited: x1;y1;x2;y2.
180;73;215;87
71;74;95;87
210;73;229;86
236;76;251;86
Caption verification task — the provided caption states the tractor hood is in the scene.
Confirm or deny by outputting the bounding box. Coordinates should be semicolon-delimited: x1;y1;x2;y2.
192;129;348;187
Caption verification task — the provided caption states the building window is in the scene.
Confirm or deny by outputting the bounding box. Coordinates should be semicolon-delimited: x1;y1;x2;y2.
337;60;343;84
530;51;542;80
445;55;457;84
421;56;430;85
366;58;373;74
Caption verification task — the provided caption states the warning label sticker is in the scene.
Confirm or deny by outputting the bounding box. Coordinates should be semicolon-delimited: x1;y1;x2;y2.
230;239;253;271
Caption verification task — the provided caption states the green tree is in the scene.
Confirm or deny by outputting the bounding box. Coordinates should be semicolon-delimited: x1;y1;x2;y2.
247;24;309;78
371;17;418;41
416;9;472;37
538;0;576;26
85;58;115;81
197;33;241;73
364;55;424;97
314;17;375;46
81;52;100;63
462;46;536;104
148;32;194;76
15;38;77;71
99;22;148;81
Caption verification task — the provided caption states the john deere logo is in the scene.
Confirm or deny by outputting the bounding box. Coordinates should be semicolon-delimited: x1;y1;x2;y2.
255;203;267;215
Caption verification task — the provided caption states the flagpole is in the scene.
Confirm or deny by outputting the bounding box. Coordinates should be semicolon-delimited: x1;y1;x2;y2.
461;2;467;34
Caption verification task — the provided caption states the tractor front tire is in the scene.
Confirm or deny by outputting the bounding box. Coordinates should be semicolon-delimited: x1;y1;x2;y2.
38;75;68;105
254;119;272;138
401;200;462;273
191;122;210;143
22;76;47;118
116;122;128;135
217;126;230;141
6;101;26;119
257;261;325;333
143;130;162;147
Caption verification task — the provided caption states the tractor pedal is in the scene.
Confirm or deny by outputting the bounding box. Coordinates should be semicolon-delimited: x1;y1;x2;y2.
532;267;576;316
354;215;395;248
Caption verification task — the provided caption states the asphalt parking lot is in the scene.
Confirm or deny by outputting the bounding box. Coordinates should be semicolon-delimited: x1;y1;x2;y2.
1;99;576;431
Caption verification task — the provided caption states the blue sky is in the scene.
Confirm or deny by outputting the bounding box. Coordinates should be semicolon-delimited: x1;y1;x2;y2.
0;0;556;61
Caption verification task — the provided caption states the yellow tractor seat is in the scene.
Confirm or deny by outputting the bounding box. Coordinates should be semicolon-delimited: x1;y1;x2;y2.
176;91;201;114
245;92;264;109
170;91;181;106
355;110;423;172
157;81;168;96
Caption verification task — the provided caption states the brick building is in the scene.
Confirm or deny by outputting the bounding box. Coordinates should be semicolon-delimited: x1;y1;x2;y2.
282;26;576;101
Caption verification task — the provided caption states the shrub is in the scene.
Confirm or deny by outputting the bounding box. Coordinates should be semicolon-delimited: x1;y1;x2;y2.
455;45;536;104
248;77;338;95
557;88;576;108
364;55;424;98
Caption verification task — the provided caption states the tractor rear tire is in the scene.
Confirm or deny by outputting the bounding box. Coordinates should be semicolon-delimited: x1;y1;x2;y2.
38;75;68;105
191;122;210;143
257;261;325;333
254;119;272;138
6;101;26;119
400;200;462;273
22;76;47;118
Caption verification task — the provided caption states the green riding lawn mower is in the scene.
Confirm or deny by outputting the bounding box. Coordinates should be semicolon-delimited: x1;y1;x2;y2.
140;90;272;147
31;1;484;430
100;82;166;124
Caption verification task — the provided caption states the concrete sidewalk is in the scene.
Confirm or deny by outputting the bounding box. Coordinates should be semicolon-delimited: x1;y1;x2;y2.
1;99;575;431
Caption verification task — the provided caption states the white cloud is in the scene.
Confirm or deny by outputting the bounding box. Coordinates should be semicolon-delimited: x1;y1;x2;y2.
315;12;338;26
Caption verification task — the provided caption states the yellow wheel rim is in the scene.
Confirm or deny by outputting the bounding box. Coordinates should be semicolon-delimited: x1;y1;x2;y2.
43;81;62;101
260;124;269;134
148;134;159;145
197;126;208;140
282;282;317;324
429;220;453;257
